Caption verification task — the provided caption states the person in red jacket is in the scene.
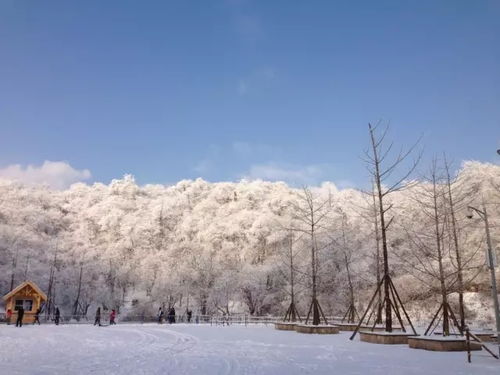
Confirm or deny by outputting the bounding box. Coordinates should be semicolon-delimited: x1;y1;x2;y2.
109;309;116;325
6;309;12;325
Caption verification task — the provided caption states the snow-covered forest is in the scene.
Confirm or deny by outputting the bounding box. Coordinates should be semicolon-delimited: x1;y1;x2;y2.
0;160;499;322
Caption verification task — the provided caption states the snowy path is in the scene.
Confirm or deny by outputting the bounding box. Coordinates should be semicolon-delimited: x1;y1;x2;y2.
0;323;498;374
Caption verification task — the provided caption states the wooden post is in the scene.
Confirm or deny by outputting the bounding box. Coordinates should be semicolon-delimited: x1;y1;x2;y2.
388;276;417;335
466;328;471;363
350;277;384;340
424;304;443;336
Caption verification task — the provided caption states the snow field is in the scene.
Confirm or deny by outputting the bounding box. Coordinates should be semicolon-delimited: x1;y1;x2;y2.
0;323;498;375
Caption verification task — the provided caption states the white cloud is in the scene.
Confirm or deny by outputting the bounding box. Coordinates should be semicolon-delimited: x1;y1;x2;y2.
242;162;330;186
232;141;253;155
231;141;277;156
192;144;221;177
237;67;275;96
193;159;214;175
237;80;248;96
234;14;263;42
0;161;91;190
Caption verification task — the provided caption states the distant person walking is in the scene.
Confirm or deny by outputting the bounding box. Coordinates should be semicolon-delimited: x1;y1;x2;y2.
187;309;192;323
109;309;116;325
158;307;164;324
55;307;60;325
6;309;12;325
168;307;176;324
16;306;24;327
34;307;42;325
94;307;101;326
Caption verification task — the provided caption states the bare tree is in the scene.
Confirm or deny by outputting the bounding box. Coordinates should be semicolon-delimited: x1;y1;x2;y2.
45;241;59;319
443;155;466;332
291;187;330;325
277;230;307;322
441;155;486;332
370;182;383;324
338;213;359;324
351;123;421;338
72;263;84;319
397;159;461;336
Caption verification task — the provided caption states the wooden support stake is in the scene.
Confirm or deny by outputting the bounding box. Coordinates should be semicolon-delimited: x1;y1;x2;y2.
466;328;471;363
388;298;406;333
304;301;313;325
424;304;443;336
388;276;417;335
350;277;384;340
470;332;499;360
317;299;328;325
447;303;463;335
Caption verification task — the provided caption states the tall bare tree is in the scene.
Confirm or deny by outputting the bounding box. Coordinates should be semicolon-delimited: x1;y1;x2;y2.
46;242;59;319
370;182;383;324
351;123;421;338
291;187;330;326
397;159;461;335
277;230;307;322
338;212;359;324
442;155;472;332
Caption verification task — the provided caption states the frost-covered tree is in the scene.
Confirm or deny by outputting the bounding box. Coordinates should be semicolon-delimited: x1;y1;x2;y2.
0;160;497;326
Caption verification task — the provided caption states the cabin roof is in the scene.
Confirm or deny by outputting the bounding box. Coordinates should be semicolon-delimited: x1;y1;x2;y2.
2;281;48;301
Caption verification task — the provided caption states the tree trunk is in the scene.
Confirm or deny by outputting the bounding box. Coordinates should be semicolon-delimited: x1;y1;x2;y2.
444;159;465;332
369;124;392;332
73;265;83;318
372;186;383;324
431;173;449;335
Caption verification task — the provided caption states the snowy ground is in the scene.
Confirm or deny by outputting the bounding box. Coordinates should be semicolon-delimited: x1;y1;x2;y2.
0;323;498;375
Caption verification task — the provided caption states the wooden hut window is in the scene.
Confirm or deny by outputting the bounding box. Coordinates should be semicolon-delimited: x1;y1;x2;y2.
15;299;33;311
15;300;23;310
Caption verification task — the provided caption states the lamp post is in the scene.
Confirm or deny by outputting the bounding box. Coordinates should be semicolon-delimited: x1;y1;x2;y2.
467;201;500;356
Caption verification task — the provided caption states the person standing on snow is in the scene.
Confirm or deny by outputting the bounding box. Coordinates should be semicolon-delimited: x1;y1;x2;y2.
94;307;101;326
110;309;116;325
34;307;42;325
187;309;192;323
55;307;61;325
166;307;172;324
16;306;24;327
158;307;164;324
168;307;176;324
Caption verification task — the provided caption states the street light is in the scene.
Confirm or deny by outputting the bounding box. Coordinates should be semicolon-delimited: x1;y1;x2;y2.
467;200;500;356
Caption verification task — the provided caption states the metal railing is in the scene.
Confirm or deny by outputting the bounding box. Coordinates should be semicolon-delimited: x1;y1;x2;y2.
1;312;345;326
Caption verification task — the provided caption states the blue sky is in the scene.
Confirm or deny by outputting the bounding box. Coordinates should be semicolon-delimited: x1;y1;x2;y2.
0;0;499;188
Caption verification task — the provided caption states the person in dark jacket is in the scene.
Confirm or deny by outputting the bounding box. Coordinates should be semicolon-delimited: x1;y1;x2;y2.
54;307;60;325
16;306;24;327
94;307;101;326
168;307;176;324
166;307;171;324
187;309;192;323
158;307;164;324
34;307;42;325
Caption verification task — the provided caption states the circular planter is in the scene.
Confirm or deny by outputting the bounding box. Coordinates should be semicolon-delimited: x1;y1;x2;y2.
334;323;359;331
359;331;418;344
472;331;496;342
294;324;340;334
274;322;297;331
408;336;482;352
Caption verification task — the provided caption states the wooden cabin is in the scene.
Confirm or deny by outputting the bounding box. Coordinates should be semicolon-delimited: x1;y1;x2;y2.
3;281;47;324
